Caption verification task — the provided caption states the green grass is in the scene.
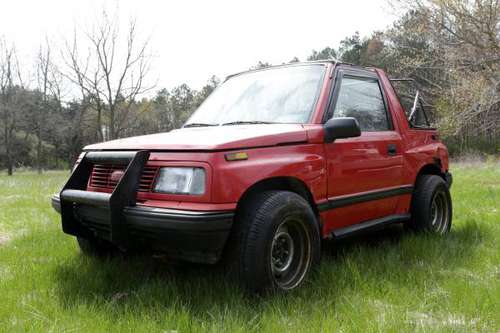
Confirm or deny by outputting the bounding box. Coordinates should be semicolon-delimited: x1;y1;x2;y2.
0;164;499;332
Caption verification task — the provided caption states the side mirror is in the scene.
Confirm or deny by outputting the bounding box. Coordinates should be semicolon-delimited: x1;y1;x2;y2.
324;117;361;143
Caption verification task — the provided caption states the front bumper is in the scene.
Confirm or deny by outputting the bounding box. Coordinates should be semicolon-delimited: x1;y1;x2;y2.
53;150;234;264
51;194;234;264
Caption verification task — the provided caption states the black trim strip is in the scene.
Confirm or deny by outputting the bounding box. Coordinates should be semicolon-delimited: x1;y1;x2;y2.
124;206;234;232
332;213;410;239
318;185;413;212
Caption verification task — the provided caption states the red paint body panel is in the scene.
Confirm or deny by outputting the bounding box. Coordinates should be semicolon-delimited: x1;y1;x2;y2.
84;124;308;151
211;144;327;204
81;63;450;238
322;130;405;233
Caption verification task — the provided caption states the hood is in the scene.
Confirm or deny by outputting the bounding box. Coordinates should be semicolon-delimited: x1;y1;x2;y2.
84;124;308;151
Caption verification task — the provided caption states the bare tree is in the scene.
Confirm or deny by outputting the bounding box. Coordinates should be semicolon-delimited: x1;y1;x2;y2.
0;38;23;175
388;0;500;148
63;9;154;141
33;39;55;173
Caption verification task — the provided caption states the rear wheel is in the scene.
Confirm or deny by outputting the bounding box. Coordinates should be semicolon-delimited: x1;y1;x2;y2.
226;191;321;293
409;175;452;234
77;236;117;257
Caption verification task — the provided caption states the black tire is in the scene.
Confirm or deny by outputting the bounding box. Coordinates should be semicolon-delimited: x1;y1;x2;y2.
77;236;117;257
225;191;321;293
409;175;452;234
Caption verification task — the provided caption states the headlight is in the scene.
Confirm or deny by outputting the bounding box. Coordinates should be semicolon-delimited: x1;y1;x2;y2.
153;167;206;195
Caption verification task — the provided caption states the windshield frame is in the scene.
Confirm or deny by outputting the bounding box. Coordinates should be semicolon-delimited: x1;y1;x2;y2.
184;63;328;127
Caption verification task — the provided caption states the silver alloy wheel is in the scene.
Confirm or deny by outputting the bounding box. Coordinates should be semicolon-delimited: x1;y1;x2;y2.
430;189;450;233
270;218;312;290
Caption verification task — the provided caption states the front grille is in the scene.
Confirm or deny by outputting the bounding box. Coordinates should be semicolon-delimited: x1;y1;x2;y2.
88;164;159;192
138;166;159;192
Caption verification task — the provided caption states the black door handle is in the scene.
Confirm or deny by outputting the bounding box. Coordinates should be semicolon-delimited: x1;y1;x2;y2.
387;144;397;155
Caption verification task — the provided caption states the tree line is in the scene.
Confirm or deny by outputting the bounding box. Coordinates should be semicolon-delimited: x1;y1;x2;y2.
1;0;499;174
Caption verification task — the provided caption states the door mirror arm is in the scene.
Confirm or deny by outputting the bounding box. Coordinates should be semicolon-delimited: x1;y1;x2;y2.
323;117;361;143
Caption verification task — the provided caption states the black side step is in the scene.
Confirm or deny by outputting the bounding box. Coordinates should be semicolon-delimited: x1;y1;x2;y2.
59;150;150;245
331;214;410;240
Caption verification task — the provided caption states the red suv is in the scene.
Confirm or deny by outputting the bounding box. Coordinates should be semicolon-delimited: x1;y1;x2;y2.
52;61;453;293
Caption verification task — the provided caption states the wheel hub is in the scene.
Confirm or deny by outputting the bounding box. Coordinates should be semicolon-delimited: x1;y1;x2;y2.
271;229;294;274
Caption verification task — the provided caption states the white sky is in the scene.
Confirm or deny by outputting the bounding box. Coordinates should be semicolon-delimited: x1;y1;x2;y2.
0;0;396;93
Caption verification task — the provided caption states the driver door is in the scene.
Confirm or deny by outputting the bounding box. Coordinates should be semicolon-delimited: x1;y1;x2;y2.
322;67;405;232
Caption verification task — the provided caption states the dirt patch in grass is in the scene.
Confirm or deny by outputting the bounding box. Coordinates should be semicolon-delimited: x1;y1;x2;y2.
0;232;11;246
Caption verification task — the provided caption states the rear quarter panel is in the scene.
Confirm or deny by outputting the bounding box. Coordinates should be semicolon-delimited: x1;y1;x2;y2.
376;68;450;214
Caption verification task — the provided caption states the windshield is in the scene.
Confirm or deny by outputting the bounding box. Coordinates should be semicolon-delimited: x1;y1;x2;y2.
185;65;326;126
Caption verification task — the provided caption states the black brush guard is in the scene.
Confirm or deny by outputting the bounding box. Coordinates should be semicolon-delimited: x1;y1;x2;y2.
57;150;235;263
60;151;150;246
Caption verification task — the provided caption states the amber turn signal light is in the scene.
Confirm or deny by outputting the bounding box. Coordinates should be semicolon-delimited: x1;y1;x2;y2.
225;152;248;161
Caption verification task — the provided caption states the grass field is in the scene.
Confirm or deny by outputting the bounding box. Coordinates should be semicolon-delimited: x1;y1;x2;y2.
0;163;499;332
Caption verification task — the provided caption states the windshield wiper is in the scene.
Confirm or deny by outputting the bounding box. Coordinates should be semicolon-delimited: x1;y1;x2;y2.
183;123;217;128
221;121;275;126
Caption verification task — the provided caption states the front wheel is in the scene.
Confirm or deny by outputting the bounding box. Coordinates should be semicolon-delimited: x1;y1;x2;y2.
409;175;452;234
227;191;321;293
